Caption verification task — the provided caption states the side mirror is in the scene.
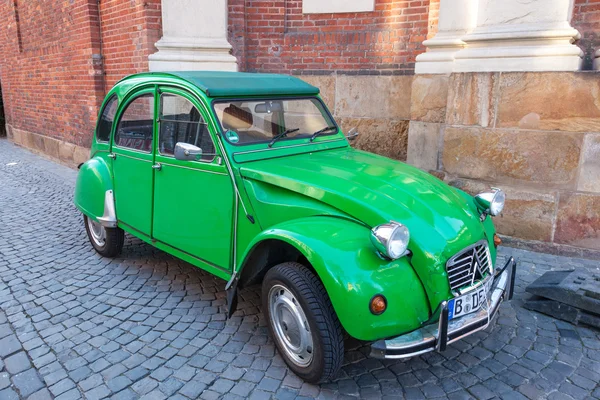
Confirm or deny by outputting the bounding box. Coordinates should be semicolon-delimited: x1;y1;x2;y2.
346;127;359;141
174;142;202;161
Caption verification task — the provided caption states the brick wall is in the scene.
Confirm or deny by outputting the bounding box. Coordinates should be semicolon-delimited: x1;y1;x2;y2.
228;0;431;75
572;0;600;70
0;0;161;148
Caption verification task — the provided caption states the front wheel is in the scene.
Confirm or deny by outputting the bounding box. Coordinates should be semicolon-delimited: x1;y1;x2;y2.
84;215;124;257
262;262;344;383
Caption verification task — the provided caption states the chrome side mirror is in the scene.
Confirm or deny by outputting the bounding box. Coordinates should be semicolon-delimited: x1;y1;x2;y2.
345;127;359;140
174;142;202;161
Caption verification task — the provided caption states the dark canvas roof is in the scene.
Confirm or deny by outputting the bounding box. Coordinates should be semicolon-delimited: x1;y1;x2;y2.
167;71;320;97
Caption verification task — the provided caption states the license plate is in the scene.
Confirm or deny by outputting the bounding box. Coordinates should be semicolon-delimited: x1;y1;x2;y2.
448;278;493;320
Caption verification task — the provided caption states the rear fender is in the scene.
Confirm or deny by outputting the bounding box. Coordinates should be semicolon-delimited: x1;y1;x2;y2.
238;216;430;341
74;155;116;226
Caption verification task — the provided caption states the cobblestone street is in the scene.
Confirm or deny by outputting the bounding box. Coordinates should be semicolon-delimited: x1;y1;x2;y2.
0;138;599;400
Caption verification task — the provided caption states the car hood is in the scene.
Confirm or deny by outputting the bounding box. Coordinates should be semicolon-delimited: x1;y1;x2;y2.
239;147;488;308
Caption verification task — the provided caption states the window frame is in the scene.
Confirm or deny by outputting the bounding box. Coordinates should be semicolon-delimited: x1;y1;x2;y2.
95;95;118;143
112;91;156;154
157;89;217;163
211;96;339;147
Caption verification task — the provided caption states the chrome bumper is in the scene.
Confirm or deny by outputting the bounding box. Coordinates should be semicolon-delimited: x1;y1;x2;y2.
370;257;517;359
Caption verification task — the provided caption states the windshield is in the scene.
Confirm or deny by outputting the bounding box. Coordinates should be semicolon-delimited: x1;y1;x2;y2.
214;98;337;145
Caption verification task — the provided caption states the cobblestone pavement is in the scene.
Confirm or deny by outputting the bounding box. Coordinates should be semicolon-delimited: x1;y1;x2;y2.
0;138;599;400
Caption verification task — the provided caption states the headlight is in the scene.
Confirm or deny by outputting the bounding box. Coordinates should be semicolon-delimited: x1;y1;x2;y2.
475;188;505;216
370;221;410;260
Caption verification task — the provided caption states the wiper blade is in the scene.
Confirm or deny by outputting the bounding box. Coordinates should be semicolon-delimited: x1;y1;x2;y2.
268;128;299;147
309;126;337;142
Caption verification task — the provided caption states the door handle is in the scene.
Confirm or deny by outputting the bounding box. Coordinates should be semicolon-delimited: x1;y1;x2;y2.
152;163;162;171
107;153;116;159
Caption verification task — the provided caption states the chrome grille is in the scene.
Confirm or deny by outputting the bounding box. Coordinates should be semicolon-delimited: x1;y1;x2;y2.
446;240;492;292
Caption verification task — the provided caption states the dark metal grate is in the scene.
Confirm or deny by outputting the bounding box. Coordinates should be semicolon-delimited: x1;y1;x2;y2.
446;241;492;292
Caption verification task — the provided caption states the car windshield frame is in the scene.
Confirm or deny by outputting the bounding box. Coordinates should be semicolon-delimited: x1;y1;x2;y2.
211;96;340;147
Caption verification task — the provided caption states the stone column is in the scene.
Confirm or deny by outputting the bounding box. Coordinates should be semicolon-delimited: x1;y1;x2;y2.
415;0;477;74
149;0;238;71
453;0;582;72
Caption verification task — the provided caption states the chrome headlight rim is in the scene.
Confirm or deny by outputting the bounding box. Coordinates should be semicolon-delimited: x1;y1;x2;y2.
475;188;505;217
370;221;410;260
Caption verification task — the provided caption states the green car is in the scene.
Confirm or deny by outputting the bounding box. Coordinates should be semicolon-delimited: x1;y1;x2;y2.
74;71;517;383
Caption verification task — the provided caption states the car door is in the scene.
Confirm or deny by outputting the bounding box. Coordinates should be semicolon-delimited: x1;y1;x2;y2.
152;88;235;271
111;89;156;236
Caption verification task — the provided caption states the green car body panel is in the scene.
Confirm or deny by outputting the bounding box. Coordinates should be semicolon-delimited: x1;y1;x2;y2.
74;71;500;342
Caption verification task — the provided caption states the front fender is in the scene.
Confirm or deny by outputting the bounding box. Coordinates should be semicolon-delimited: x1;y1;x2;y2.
240;216;431;341
74;154;113;220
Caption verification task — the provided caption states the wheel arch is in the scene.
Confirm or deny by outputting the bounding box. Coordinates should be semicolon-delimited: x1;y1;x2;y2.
233;216;431;341
74;155;115;225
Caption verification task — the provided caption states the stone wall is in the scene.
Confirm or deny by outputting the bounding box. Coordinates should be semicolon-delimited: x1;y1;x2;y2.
407;71;600;257
301;74;413;161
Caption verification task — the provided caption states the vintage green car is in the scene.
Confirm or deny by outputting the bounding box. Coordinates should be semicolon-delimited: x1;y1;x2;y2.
74;71;516;383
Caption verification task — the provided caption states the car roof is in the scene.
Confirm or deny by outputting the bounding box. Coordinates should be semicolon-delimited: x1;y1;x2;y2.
118;71;320;98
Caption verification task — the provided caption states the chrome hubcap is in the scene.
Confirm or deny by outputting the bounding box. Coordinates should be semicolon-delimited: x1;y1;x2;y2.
87;217;106;247
268;284;313;367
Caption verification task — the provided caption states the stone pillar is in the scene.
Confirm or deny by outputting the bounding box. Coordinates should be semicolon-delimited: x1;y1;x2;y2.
415;0;477;74
148;0;238;71
454;0;582;72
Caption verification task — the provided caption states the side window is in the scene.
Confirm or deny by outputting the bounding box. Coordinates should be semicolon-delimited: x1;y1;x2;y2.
114;94;154;152
96;96;118;142
159;94;215;162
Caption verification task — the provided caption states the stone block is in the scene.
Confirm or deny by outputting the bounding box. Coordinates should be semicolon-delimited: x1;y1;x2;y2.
339;118;408;161
407;121;440;170
449;179;557;242
446;73;499;127
496;72;600;132
442;127;583;189
410;74;449;123
42;136;60;160
555;192;600;250
73;145;90;165
299;75;336;111
578;133;600;193
59;142;76;164
335;75;411;120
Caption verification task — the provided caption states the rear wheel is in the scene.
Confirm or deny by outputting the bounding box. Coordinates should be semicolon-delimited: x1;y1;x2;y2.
262;262;344;383
84;215;124;257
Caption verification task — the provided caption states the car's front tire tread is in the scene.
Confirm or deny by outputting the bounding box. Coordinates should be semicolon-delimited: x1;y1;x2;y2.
263;262;344;383
84;215;124;258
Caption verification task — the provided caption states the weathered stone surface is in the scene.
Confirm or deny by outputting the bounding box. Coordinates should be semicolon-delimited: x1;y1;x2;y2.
340;118;408;161
555;192;600;250
410;75;449;123
449;179;557;242
42;136;60;160
577;133;600;193
58;141;76;163
335;75;412;120
73;145;90;165
496;72;600;132
442;127;583;189
407;121;440;170
300;75;336;110
446;73;499;127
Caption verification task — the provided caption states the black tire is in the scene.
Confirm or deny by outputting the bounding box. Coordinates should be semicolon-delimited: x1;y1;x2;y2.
262;262;344;383
83;215;124;257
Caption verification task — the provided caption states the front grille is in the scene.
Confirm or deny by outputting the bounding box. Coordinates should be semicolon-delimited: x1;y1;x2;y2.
446;240;492;292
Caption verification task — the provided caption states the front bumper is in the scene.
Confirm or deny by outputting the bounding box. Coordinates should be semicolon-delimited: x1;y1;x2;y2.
370;257;517;359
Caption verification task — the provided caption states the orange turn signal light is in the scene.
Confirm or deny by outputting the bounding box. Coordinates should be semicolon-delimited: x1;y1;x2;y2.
493;233;502;247
370;295;387;315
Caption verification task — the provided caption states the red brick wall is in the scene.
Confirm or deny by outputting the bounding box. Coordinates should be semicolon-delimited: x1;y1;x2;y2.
228;0;431;75
100;0;161;88
0;0;161;148
572;0;600;70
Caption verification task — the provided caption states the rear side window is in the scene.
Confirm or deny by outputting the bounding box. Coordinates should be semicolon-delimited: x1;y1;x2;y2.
96;96;118;142
114;94;155;152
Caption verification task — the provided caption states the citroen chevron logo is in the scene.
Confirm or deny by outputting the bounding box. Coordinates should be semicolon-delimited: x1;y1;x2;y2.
470;250;485;285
